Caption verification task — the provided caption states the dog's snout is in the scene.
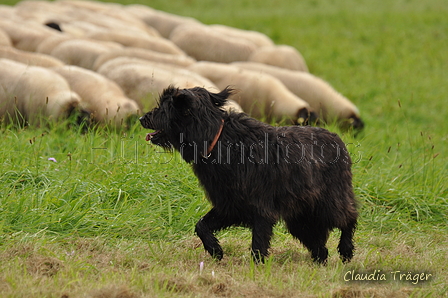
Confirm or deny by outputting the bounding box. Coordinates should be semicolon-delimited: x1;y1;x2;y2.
139;113;155;129
139;115;148;127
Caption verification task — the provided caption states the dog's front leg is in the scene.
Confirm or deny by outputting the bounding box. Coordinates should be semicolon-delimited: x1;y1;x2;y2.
251;215;275;264
195;208;234;261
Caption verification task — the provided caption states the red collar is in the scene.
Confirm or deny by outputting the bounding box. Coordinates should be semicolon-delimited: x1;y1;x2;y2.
203;119;224;158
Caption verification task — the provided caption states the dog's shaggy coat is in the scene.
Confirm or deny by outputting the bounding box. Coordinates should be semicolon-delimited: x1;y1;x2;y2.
140;86;358;264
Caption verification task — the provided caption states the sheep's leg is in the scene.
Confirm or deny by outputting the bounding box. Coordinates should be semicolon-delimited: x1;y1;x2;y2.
195;208;234;260
251;215;275;263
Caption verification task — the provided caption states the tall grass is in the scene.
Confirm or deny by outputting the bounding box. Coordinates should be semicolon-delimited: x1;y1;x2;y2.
0;0;447;297
1;110;443;241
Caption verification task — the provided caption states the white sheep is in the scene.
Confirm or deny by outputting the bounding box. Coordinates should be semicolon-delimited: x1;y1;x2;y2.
0;59;81;125
93;47;196;71
125;4;201;38
0;18;61;52
52;21;104;38
248;45;309;72
86;30;185;55
55;0;157;37
232;61;363;128
52;65;140;126
209;24;274;48
55;0;122;12
36;35;71;55
50;38;122;69
170;24;257;63
0;28;11;47
0;45;64;68
188;61;313;124
0;4;16;19
15;1;138;39
97;57;218;109
221;98;244;114
14;0;76;25
97;57;242;113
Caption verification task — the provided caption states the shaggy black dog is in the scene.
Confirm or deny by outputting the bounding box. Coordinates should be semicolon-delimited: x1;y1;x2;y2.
140;86;358;264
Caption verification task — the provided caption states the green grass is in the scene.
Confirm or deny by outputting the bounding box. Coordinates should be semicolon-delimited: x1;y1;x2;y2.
1;0;447;297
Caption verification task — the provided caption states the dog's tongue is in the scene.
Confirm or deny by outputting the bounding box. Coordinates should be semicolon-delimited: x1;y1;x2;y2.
145;131;158;141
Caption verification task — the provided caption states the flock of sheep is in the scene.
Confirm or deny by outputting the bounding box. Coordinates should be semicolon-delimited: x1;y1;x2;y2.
0;0;364;130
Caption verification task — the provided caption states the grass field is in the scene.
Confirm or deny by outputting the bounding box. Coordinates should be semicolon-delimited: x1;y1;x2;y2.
0;0;447;297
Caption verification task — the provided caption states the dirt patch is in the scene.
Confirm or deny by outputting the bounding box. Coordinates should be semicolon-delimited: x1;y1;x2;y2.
26;255;63;277
0;242;35;260
211;282;229;296
89;285;138;298
0;277;12;292
332;286;414;298
158;277;196;293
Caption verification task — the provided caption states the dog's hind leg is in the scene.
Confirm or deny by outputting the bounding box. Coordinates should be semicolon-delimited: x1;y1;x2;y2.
337;218;357;263
285;218;329;264
251;215;276;264
195;208;236;261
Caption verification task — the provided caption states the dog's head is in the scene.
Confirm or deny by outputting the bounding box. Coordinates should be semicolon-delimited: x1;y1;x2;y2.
140;86;233;161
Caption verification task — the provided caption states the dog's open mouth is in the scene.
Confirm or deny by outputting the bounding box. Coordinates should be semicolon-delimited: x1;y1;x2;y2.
146;130;163;141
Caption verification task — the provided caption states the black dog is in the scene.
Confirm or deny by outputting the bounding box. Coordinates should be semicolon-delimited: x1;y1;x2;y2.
140;86;358;264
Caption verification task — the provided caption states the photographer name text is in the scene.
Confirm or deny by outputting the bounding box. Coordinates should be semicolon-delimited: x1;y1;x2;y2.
344;270;433;284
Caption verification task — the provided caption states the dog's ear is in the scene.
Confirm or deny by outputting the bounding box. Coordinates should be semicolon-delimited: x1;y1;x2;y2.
209;86;234;107
172;89;194;114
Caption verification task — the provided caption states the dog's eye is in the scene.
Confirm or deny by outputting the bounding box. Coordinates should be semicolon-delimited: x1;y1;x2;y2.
183;109;190;116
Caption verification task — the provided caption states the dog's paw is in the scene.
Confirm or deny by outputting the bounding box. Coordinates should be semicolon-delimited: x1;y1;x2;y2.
251;249;268;264
311;247;329;265
210;247;224;261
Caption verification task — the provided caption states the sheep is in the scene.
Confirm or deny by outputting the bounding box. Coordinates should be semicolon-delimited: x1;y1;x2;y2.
97;57;218;109
16;1;154;39
0;28;11;47
50;38;122;70
99;57;217;89
97;57;242;113
0;45;64;68
232;61;363;129
60;11;159;38
0;5;16;19
36;34;118;56
248;45;309;72
36;35;71;55
56;19;157;38
209;24;274;48
222;97;245;114
55;1;158;37
54;0;122;13
14;0;76;25
0;18;61;52
46;21;96;38
169;24;258;63
125;4;201;38
0;59;81;125
52;65;140;126
93;47;196;71
188;61;313;124
86;30;185;55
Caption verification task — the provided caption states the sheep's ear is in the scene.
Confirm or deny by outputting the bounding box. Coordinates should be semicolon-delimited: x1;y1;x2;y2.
209;86;234;107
